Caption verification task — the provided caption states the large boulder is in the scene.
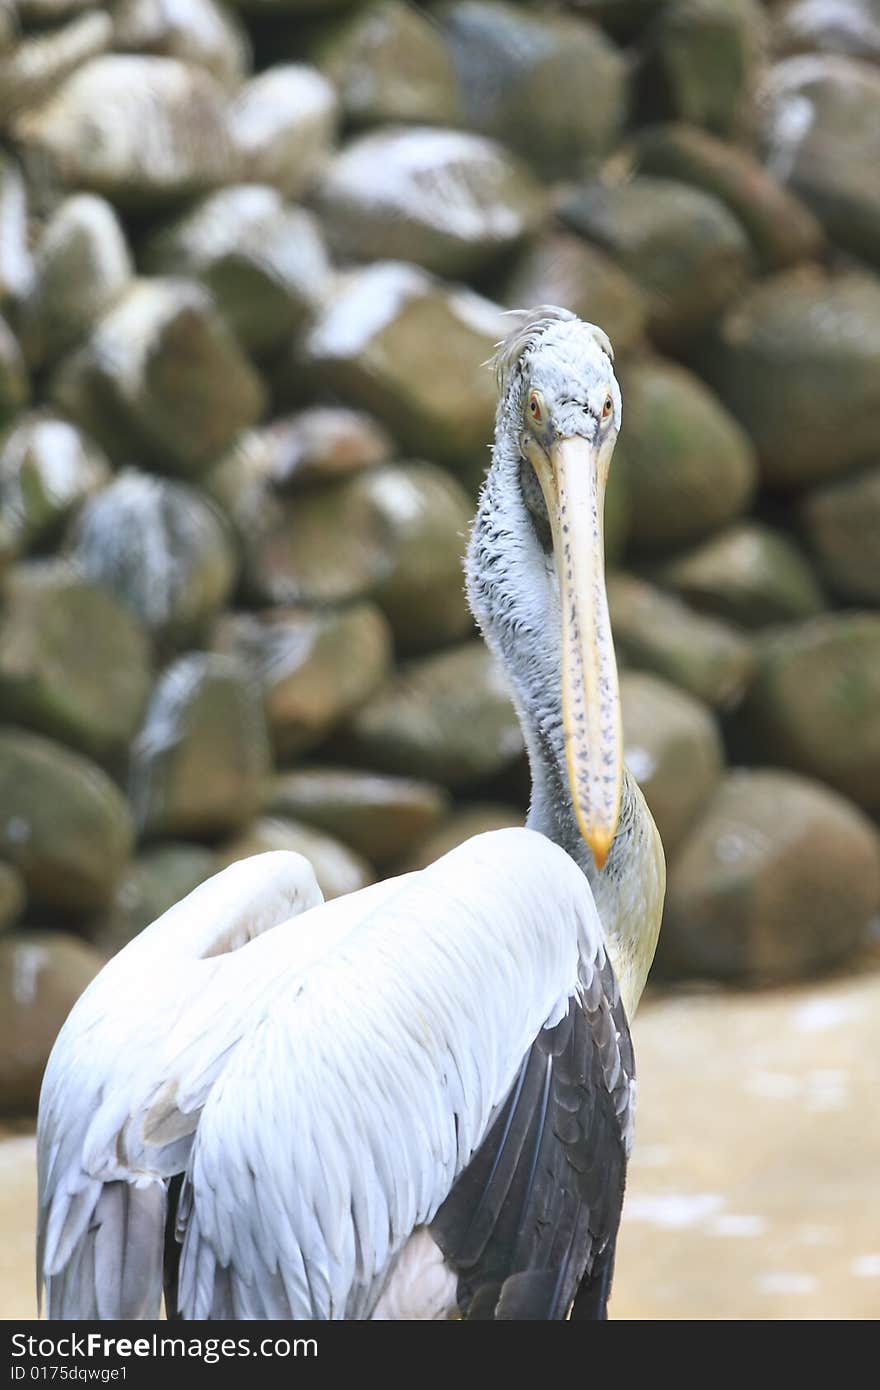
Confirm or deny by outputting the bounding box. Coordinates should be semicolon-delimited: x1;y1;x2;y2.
0;728;133;911
211;604;392;761
741;614;880;811
656;522;825;628
439;0;628;175
12;55;233;206
608;573;754;710
111;0;251;89
341;640;524;787
311;0;462;127
659;769;880;982
267;768;450;868
0;932;104;1112
261;407;391;488
70;471;238;647
142;187;330;357
227;461;473;650
300;263;506;470
396;802;524;871
621;671;724;856
640;0;767;138
0;562;151;758
560;177;752;344
0;10;112;127
0;155;33;309
702;271;880;489
220;817;374;901
760;55;880;264
634;122;824;270
19;194;132;367
771;0;880;64
228;65;338;198
314;127;546;279
51;279;266;475
130;652;271;840
88;842;218;956
0;412;110;550
799;464;880;605
497;231;647;357
616;358;757;553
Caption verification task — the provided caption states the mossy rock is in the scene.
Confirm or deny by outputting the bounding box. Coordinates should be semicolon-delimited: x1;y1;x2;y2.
798;463;880;605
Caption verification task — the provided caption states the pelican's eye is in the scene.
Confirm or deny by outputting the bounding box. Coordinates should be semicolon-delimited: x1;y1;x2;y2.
601;394;614;423
527;390;545;424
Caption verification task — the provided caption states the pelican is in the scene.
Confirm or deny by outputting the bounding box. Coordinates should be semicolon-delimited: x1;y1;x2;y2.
36;306;665;1321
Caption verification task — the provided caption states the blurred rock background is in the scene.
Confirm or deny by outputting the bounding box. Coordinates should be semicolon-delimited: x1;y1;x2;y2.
0;0;879;1319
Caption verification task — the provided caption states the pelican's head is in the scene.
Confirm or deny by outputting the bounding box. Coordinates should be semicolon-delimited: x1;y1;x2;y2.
494;306;623;870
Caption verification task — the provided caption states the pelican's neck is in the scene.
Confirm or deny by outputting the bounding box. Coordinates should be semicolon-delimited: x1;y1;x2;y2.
466;425;664;1019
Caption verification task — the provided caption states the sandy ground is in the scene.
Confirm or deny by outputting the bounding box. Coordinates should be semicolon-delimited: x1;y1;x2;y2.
3;968;879;1321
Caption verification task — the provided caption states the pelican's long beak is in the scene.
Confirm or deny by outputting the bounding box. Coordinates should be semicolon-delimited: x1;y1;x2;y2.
530;436;623;869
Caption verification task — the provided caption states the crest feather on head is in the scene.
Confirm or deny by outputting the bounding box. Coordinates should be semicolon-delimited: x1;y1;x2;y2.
491;305;615;393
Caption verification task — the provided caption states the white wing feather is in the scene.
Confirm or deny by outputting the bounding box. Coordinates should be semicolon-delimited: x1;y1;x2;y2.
177;828;608;1319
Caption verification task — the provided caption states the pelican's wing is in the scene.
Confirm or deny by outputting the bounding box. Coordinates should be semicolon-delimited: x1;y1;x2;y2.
431;958;633;1319
37;851;327;1319
175;828;634;1320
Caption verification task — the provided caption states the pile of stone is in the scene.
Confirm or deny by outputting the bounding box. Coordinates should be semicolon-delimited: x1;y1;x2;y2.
0;0;878;1111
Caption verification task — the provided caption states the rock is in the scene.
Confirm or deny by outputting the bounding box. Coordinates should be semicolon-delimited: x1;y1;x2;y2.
0;863;25;932
112;0;251;89
395;802;523;871
616;358;757;553
761;55;880;264
51;279;266;474
741;613;880;810
799;464;880;605
17;0;101;21
608;573;754;710
70;471;237;647
0;155;33;309
772;0;880;64
634;122;824;270
560;177;752;344
659;769;880;981
267;768;450;867
0;414;109;552
0;728;133;911
262;407;391;488
12;55;233;207
19;194;132;366
496;231;647;357
657;522;825;629
439;0;628;175
220;817;373;901
0;316;28;423
211;603;392;761
0;561;151;757
88;842;218;956
130;652;271;840
228;65;338;198
142;187;330;358
621;671;723;857
702;271;880;489
312;0;462;127
314;127;546;279
641;0;767;138
301;263;507;469
0;932;104;1111
234;461;473;650
341;640;524;787
0;11;112;127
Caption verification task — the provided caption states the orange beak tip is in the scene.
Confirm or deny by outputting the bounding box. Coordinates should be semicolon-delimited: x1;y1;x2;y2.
588;830;613;872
